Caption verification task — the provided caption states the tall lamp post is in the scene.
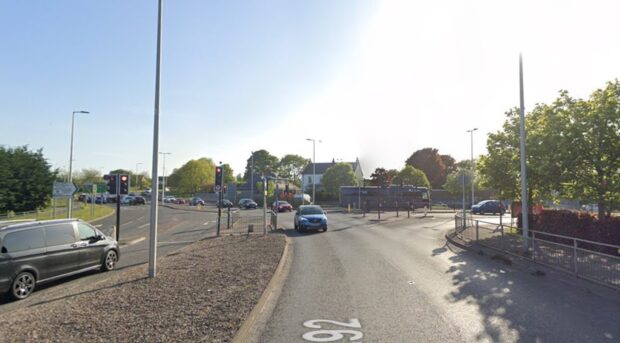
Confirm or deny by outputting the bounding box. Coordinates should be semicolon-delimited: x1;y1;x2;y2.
466;128;478;208
159;152;171;203
306;138;321;204
68;110;89;218
250;151;254;200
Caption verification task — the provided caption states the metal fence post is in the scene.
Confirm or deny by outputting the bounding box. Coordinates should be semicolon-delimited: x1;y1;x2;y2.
500;224;504;250
573;239;578;274
532;231;536;260
475;220;479;243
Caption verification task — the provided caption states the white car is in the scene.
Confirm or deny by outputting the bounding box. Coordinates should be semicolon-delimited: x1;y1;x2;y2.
164;196;176;203
121;196;135;205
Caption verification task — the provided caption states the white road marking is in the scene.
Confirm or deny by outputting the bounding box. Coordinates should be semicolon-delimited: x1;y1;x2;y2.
121;236;146;246
94;224;102;228
202;221;210;226
125;220;135;226
139;223;149;228
302;319;363;342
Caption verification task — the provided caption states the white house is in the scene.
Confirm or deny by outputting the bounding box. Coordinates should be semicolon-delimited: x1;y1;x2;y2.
301;158;364;192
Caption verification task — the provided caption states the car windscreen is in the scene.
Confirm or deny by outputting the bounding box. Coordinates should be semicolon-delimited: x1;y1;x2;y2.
300;207;324;215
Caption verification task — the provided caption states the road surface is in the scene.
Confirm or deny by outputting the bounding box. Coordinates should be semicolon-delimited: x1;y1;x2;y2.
261;211;620;342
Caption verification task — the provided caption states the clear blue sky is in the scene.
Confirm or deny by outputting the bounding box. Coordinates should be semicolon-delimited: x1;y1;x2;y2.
3;1;620;179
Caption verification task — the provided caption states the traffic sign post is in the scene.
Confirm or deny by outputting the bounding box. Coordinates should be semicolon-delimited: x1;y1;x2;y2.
53;182;78;198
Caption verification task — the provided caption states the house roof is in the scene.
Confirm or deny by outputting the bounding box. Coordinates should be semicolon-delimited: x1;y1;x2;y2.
302;159;361;175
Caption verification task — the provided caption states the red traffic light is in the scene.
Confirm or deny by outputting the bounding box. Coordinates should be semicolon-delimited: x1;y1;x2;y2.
121;175;128;182
216;167;222;173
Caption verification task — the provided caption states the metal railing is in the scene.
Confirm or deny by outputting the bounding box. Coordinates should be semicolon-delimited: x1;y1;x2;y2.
454;214;620;289
220;208;275;235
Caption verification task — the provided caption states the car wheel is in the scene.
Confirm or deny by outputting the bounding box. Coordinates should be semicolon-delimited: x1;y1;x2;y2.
323;226;328;232
11;271;36;300
102;250;118;272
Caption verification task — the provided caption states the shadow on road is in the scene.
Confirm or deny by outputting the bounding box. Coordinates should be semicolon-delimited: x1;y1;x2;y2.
443;245;620;342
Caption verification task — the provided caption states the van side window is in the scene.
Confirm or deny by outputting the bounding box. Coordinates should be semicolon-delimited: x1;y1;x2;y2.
3;229;45;252
78;223;97;241
45;224;77;246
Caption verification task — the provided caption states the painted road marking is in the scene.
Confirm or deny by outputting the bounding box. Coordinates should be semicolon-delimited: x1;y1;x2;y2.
94;224;103;228
125;220;135;226
302;319;363;342
139;223;149;229
120;237;146;246
202;221;210;226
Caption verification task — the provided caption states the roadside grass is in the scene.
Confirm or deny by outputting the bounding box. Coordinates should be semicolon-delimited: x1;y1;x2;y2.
1;203;114;222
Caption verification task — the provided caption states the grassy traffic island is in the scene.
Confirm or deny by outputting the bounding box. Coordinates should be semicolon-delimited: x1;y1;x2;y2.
0;234;286;342
1;201;115;223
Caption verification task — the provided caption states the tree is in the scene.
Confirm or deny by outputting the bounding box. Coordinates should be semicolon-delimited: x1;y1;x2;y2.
443;168;477;197
74;168;101;191
167;158;216;194
278;154;310;186
392;166;430;188
405;148;446;189
321;163;357;196
441;155;457;175
0;146;56;213
221;164;235;184
244;150;279;180
370;168;392;188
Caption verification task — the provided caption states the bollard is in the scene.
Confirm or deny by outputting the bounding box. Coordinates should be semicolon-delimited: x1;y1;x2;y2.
396;201;399;217
227;205;231;229
348;203;351;214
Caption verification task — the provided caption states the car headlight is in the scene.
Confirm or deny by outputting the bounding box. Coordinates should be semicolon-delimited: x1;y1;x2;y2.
300;217;309;222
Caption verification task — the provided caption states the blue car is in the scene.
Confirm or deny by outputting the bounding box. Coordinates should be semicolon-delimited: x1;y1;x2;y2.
294;205;328;232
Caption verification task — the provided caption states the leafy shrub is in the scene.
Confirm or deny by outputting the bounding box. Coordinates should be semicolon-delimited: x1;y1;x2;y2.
519;209;620;256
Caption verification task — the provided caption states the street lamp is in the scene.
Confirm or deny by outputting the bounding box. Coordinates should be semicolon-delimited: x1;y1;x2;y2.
159;152;171;203
250;152;254;201
466;128;478;208
68;110;89;218
306;138;321;204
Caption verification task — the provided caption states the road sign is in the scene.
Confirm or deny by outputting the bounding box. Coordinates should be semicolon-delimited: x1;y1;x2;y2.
214;184;222;192
53;182;78;198
96;183;107;193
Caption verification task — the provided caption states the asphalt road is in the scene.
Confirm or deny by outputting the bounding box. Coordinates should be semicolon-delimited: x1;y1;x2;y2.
261;211;620;342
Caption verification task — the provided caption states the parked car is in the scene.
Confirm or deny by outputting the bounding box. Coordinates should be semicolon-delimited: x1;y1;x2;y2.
78;194;88;202
94;196;107;204
133;196;146;205
0;219;119;300
163;196;176;203
272;201;293;212
190;197;205;206
294;205;328;232
471;200;505;215
175;198;186;205
121;196;135;205
217;199;233;208
238;198;258;209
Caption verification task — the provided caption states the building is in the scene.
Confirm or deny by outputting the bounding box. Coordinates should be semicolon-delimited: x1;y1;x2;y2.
301;158;364;192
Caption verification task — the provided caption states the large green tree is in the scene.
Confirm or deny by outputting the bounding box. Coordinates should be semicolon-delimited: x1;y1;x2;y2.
167;157;216;194
278;154;310;186
0;146;56;213
405;148;446;189
244;150;280;180
321;163;357;196
478;80;620;218
392;165;430;188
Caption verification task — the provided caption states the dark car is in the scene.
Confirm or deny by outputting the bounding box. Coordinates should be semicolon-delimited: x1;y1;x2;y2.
190;197;205;206
0;219;119;300
217;199;233;208
175;198;186;205
238;198;258;209
294;205;328;232
133;196;146;205
272;201;293;212
471;200;506;215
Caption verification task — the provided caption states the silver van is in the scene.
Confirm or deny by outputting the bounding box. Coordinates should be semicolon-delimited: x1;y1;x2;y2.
0;219;119;300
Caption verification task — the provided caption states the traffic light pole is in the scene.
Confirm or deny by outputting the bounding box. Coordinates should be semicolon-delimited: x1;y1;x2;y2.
116;174;121;241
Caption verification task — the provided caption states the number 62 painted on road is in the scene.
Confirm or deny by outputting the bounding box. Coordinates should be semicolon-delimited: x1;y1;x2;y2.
302;319;363;342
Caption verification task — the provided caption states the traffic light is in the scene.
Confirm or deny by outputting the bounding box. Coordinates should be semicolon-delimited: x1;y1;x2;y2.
119;174;130;195
215;166;223;190
105;174;117;194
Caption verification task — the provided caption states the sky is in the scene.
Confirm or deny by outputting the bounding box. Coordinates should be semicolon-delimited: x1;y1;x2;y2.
2;0;620;180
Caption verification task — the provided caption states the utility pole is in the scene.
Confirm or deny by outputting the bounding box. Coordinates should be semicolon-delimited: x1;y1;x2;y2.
519;53;529;252
467;128;478;207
